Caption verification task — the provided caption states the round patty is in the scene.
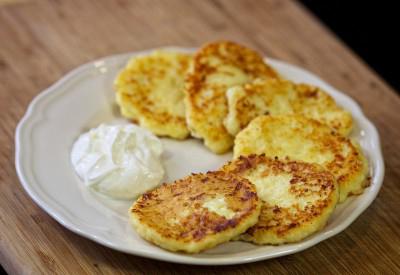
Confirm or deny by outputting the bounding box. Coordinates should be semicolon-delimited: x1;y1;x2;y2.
115;50;191;139
184;41;278;153
224;78;353;136
129;171;261;253
222;154;339;244
234;115;369;202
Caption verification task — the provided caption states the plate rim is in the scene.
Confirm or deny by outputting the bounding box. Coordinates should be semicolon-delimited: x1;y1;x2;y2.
15;48;385;265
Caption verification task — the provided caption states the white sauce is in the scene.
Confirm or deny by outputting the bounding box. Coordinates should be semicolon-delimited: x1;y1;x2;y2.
71;124;164;199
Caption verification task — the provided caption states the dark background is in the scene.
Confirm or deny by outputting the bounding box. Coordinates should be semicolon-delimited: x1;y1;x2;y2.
300;1;399;93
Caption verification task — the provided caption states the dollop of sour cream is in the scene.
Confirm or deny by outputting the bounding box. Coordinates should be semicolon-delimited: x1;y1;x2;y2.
70;124;164;199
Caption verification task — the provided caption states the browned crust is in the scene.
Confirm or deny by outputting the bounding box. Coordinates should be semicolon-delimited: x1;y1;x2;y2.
118;93;187;126
131;171;260;242
234;115;368;202
222;154;338;237
115;51;191;138
324;134;365;189
185;41;278;105
184;41;279;152
230;79;352;135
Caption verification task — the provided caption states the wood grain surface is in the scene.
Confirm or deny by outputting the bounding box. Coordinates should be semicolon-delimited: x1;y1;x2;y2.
1;0;400;274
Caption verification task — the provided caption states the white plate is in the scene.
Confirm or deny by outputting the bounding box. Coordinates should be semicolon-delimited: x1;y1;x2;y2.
15;48;384;265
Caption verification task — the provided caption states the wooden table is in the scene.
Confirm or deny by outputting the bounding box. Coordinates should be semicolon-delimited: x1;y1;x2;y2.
1;0;400;273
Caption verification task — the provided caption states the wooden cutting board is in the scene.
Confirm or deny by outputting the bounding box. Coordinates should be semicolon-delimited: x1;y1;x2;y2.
1;0;400;273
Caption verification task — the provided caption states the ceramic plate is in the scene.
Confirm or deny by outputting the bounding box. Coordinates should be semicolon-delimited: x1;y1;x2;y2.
15;48;384;265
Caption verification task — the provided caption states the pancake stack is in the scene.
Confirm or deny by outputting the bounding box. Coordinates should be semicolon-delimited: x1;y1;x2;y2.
116;41;370;253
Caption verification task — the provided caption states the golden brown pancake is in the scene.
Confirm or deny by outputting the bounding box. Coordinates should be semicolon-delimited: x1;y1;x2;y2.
184;41;278;153
225;78;353;136
115;50;191;139
222;155;339;245
234;115;369;202
130;171;261;253
222;154;339;244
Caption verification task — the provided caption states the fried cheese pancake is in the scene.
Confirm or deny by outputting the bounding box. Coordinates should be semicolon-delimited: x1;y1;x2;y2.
130;171;261;253
234;115;369;202
115;51;191;139
224;78;353;136
184;41;278;153
222;154;339;244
